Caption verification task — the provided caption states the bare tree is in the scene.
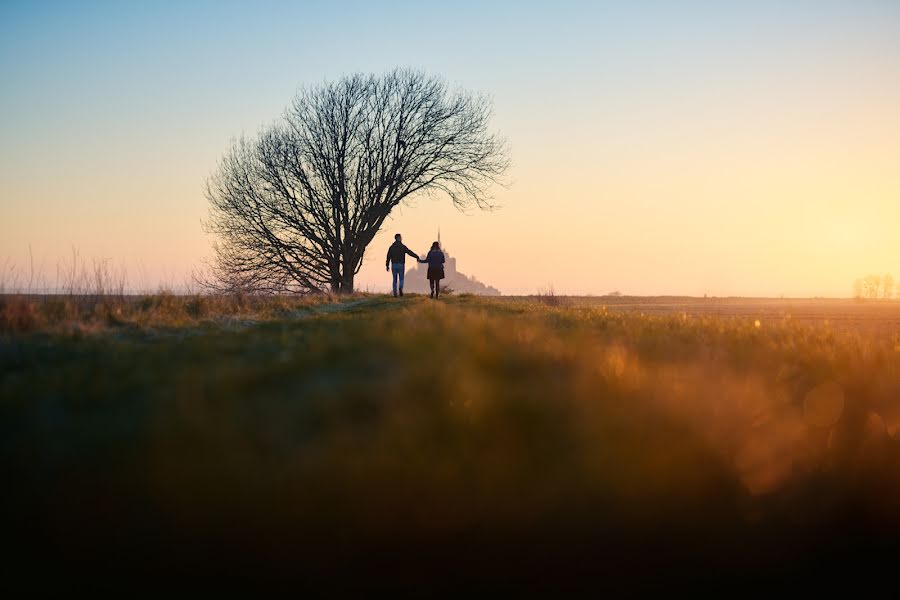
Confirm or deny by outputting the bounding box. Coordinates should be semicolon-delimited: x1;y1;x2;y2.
863;274;882;300
203;69;508;294
883;273;894;300
852;278;863;299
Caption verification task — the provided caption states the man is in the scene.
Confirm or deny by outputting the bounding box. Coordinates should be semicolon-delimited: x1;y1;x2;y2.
385;233;420;297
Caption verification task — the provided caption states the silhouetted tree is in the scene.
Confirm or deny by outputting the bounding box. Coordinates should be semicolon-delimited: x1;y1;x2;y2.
852;278;863;299
883;273;894;299
204;69;508;294
863;274;881;299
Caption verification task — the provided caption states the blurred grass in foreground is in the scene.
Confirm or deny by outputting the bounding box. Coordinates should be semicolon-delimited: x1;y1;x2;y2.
2;294;900;592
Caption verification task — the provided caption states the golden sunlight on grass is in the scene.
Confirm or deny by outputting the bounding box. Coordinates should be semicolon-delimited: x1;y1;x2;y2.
3;294;899;590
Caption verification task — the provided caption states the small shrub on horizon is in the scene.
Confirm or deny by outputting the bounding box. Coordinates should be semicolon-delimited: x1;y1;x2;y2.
536;285;568;307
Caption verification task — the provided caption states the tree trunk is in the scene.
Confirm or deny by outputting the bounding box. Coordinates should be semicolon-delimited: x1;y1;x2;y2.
339;272;354;294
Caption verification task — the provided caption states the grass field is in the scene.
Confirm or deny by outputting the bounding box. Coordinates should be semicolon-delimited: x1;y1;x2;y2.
3;293;900;592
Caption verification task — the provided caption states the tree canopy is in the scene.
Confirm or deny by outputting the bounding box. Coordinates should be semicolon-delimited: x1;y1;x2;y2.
204;69;509;294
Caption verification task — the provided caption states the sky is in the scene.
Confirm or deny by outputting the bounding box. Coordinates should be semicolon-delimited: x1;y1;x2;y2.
1;0;899;296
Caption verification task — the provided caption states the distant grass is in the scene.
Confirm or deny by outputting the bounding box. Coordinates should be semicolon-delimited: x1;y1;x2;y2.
2;294;900;591
0;291;365;334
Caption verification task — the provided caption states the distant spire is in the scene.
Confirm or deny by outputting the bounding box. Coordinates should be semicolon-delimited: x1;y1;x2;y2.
438;227;441;246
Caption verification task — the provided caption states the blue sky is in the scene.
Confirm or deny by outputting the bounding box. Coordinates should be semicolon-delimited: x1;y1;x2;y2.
2;1;899;295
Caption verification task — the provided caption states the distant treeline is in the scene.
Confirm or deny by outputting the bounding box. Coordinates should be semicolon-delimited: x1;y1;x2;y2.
853;273;895;299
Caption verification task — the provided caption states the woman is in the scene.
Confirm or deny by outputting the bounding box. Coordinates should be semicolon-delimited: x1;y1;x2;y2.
419;241;445;298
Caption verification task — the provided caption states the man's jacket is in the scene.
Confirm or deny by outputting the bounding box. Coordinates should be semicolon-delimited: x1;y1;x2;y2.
386;241;419;266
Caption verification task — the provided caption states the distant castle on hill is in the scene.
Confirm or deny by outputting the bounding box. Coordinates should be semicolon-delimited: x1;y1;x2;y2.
404;231;501;296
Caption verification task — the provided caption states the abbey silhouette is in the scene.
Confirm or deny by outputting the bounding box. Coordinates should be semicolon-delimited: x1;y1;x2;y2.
403;231;501;295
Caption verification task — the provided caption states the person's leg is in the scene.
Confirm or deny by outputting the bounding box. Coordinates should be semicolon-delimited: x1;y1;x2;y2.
398;265;405;296
391;264;398;296
429;279;435;298
435;280;440;299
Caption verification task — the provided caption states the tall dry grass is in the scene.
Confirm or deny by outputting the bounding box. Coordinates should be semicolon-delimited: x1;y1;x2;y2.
0;252;353;333
0;291;349;334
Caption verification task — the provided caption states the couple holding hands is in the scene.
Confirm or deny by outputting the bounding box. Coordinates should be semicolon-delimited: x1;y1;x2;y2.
385;233;445;298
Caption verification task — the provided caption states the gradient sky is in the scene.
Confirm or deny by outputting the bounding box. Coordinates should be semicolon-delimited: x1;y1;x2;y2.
2;0;899;296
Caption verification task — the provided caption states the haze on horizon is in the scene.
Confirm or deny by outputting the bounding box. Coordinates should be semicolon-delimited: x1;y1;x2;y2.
2;0;898;297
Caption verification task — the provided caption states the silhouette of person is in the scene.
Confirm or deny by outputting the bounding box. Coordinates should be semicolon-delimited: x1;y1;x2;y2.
419;241;445;299
385;233;420;297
